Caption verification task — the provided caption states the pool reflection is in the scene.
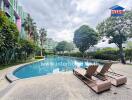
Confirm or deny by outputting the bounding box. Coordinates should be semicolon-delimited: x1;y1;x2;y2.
14;56;103;78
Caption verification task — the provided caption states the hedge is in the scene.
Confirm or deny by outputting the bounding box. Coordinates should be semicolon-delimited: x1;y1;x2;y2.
57;48;132;61
35;56;44;59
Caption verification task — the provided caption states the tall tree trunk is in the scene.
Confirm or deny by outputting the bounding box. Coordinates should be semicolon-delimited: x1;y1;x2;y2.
41;43;43;56
82;52;85;59
41;47;43;56
119;45;126;64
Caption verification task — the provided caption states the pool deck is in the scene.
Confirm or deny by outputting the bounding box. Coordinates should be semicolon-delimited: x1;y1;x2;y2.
0;63;132;100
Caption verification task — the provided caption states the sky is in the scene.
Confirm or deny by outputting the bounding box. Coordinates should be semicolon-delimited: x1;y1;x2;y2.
19;0;132;47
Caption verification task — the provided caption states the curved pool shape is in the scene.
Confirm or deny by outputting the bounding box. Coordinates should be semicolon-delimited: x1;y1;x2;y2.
14;56;103;79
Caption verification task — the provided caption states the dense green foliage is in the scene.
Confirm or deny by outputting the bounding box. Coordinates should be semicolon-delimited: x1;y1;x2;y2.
58;47;132;61
126;41;132;62
55;41;74;53
0;11;19;64
89;48;119;60
74;25;99;54
0;11;39;65
18;39;36;59
55;41;67;52
127;41;132;49
125;49;132;62
97;11;132;64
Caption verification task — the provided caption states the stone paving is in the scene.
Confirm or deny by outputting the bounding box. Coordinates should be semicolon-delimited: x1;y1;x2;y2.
0;63;132;100
0;60;42;93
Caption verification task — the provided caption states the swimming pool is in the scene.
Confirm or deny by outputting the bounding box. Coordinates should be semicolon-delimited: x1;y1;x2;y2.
14;56;103;79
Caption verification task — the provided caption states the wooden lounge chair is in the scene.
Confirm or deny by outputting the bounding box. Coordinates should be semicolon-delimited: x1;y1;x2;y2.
73;65;111;93
94;63;127;86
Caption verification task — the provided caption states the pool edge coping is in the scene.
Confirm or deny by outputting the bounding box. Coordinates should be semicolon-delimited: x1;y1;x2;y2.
6;56;118;83
6;59;44;83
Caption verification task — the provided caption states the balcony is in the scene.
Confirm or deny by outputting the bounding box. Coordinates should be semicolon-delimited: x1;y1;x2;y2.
4;0;20;19
4;6;11;17
4;0;10;6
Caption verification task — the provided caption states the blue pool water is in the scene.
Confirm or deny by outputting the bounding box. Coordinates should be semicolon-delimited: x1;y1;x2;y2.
14;56;103;79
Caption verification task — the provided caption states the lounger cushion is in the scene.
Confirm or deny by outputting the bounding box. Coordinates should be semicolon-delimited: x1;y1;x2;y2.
107;75;127;86
96;70;127;86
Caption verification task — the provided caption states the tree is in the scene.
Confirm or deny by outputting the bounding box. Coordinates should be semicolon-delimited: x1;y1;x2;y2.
55;41;74;55
19;39;36;58
31;23;39;44
55;41;67;53
22;14;32;36
23;14;39;41
65;42;74;52
97;11;132;64
39;28;47;56
73;25;99;57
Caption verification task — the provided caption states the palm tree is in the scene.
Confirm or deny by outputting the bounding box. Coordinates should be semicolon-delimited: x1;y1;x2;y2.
22;14;33;38
22;14;39;44
31;23;39;44
39;28;47;56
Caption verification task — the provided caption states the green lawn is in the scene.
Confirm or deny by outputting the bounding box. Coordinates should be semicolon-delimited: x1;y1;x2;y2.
0;59;39;70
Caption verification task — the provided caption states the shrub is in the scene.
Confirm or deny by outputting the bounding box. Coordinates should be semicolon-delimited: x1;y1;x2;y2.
58;52;83;57
35;56;44;59
93;53;119;60
35;49;56;56
45;51;54;55
0;11;19;64
19;39;36;55
57;48;120;61
125;49;132;62
91;48;119;60
0;11;39;65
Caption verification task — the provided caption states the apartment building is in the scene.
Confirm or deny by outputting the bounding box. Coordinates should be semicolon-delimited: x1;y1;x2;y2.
0;0;28;39
43;38;58;52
